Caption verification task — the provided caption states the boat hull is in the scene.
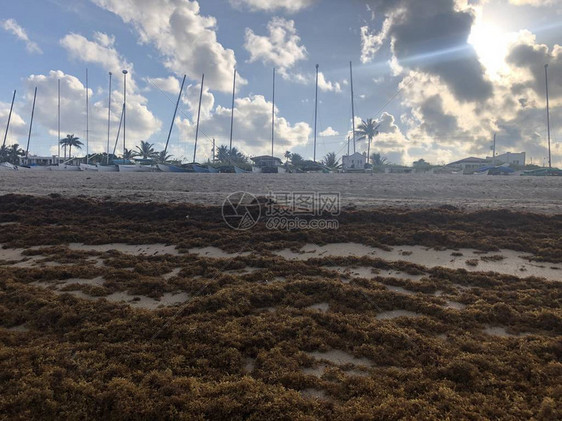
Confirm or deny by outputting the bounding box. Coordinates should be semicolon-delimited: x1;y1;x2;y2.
118;164;155;172
0;162;19;170
96;164;119;172
192;164;209;173
52;164;80;171
157;164;187;173
79;163;98;171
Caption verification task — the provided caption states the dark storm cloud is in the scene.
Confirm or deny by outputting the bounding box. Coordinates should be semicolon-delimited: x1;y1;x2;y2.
507;38;562;99
419;95;459;138
365;0;493;102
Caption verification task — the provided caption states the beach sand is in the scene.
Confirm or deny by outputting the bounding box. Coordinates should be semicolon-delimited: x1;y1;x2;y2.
1;171;561;213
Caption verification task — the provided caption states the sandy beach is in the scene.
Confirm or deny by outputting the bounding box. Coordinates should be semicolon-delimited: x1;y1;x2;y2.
1;171;561;213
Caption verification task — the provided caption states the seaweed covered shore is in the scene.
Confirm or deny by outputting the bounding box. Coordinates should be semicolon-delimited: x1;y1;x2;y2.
1;194;561;419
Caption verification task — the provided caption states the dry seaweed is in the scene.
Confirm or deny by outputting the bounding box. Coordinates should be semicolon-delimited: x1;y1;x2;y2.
0;195;561;419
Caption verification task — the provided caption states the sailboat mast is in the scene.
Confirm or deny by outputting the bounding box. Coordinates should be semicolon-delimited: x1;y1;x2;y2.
57;80;60;163
112;103;125;157
229;68;236;151
2;90;16;150
350;61;356;154
193;73;204;163
492;133;496;166
272;67;275;157
25;87;38;161
107;72;112;164
86;69;89;164
163;74;187;158
122;69;128;157
314;64;319;162
545;64;552;169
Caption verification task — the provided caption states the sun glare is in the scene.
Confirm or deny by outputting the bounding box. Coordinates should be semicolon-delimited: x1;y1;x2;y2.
468;20;511;79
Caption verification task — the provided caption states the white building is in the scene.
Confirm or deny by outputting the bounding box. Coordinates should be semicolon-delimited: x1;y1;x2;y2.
20;155;60;166
486;152;526;166
446;157;487;173
342;152;366;171
250;155;285;173
19;155;82;166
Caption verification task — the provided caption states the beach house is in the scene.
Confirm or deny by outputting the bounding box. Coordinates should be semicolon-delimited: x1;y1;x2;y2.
446;157;487;173
251;155;285;173
486;152;526;166
342;152;366;172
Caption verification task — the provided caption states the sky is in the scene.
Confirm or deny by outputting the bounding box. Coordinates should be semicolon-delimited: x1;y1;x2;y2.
0;0;561;166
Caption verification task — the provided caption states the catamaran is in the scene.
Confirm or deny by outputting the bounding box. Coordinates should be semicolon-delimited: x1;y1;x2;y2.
118;158;157;172
157;162;186;172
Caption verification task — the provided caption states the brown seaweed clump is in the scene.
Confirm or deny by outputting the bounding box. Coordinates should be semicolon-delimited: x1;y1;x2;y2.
0;195;561;419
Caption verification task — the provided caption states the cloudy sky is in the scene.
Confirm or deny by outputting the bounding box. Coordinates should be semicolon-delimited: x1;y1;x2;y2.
1;0;560;165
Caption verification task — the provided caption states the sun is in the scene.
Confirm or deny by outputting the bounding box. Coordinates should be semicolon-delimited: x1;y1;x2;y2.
468;19;512;80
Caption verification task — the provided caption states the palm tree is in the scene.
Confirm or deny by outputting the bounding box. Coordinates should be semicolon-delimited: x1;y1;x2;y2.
215;145;248;165
59;136;68;159
135;141;158;159
284;150;291;164
60;134;83;159
229;147;248;164
216;145;230;162
321;152;340;170
290;153;304;167
355;119;380;163
122;148;136;160
7;143;25;165
157;150;173;163
0;145;8;162
370;152;388;167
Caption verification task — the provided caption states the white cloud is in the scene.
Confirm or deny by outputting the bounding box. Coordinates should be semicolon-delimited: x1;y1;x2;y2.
318;72;341;93
319;127;339;137
145;76;181;95
508;0;559;6
506;30;562;101
23;70;161;157
91;0;240;92
176;94;311;160
56;32;161;154
1;18;42;54
93;31;115;48
183;82;215;120
286;71;342;92
363;0;492;102
229;0;317;13
360;18;391;63
61;33;132;78
354;1;562;165
244;18;307;76
0;97;27;147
